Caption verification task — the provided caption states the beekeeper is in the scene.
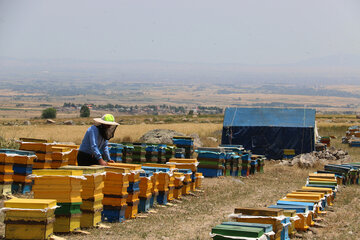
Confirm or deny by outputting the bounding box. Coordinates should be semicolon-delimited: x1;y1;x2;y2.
77;114;119;166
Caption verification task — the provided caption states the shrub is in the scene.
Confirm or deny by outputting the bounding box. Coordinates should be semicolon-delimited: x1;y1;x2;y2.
80;105;90;117
41;108;56;119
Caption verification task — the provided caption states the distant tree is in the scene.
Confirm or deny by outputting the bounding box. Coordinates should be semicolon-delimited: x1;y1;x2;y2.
80;105;90;117
41;108;56;119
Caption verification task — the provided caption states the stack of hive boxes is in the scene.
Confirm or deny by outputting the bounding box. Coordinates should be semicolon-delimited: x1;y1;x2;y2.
173;172;184;199
108;143;123;162
197;148;225;177
157;145;167;163
68;149;79;165
102;166;130;222
146;145;158;163
165;146;175;162
240;153;251;177
107;163;141;219
195;172;203;188
181;169;192;195
20;141;53;169
174;148;185;158
32;169;83;233
4;198;57;240
168;158;198;191
139;170;153;212
11;150;36;194
0;151;14;196
51;146;71;169
126;166;140;218
172;136;194;159
132;144;146;163
122;145;134;163
60;165;105;228
141;166;160;208
142;163;176;205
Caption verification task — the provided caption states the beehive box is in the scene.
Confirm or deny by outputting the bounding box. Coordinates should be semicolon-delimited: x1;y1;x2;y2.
4;198;56;240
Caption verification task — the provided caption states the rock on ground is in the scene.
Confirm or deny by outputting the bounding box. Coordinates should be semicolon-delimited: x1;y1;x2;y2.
279;147;350;168
139;129;203;147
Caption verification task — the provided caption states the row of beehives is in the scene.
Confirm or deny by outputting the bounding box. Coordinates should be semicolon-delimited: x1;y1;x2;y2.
210;171;339;240
195;146;265;178
1;161;203;239
342;125;360;147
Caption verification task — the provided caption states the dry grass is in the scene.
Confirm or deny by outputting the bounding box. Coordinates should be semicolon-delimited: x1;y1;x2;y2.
0;123;222;145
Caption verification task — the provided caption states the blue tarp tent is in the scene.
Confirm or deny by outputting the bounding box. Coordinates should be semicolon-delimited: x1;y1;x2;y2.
221;108;316;159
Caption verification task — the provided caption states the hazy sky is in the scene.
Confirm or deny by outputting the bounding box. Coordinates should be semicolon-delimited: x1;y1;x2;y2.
1;0;359;65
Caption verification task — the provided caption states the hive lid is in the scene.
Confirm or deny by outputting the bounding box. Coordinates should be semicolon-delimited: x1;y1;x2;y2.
33;169;83;176
107;163;141;170
105;166;130;173
5;198;57;209
60;165;105;174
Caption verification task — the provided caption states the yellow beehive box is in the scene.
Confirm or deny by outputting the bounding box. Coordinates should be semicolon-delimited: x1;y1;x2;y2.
51;152;70;161
0;174;13;182
107;162;141;171
0;153;14;164
19;142;44;151
81;199;103;211
33;176;83;186
102;196;128;207
51;146;72;153
308;173;335;178
36;153;52;161
33;169;83;176
301;186;332;194
54;214;81;233
34;191;82;203
103;184;128;196
20;138;49;143
291;191;325;198
82;185;104;199
61;165;105;174
104;173;129;184
80;210;102;228
308;177;337;182
286;193;322;201
52;144;79;150
105;166;130;174
5;198;57;209
14;155;36;165
195;172;203;188
13;175;32;183
169;158;198;163
0;164;14;173
68;149;78;165
33;161;52;169
5;222;54;240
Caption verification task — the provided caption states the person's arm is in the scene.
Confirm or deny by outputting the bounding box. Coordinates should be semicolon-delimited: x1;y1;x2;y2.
89;127;107;165
102;140;111;161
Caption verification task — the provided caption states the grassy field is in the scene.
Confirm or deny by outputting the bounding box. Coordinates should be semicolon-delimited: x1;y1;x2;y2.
0;115;359;239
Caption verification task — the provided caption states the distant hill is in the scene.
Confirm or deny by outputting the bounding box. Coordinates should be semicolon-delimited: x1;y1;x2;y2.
0;56;359;85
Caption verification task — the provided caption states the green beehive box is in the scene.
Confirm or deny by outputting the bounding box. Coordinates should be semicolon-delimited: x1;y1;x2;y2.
211;224;264;238
55;202;82;215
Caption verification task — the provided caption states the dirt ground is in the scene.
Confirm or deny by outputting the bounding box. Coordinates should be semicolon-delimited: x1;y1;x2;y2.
0;162;359;240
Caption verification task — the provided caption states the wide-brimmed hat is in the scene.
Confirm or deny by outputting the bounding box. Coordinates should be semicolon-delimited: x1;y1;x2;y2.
94;114;119;126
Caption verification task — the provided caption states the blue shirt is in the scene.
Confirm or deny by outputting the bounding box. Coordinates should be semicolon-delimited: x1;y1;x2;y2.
79;125;111;161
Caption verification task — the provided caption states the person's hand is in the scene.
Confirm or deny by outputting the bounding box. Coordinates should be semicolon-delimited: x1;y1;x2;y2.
98;159;108;166
108;160;115;163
